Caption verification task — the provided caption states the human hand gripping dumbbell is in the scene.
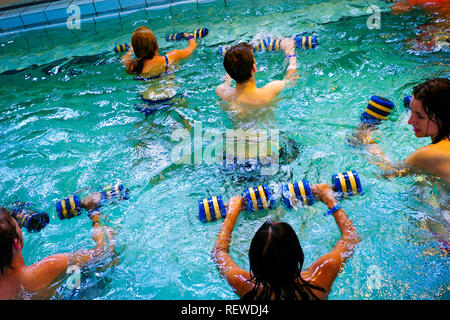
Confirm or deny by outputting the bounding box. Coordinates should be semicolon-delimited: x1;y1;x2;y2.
56;183;130;221
218;34;318;56
7;201;49;232
281;170;362;216
310;183;341;215
198;170;362;223
165;28;209;41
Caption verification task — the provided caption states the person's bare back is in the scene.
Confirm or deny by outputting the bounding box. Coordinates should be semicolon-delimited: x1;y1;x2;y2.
216;39;297;118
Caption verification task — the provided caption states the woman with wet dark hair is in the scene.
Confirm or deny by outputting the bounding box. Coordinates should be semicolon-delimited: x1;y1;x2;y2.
403;78;450;181
408;78;449;145
121;26;197;77
211;184;360;300
361;78;450;182
244;221;324;300
120;26;198;117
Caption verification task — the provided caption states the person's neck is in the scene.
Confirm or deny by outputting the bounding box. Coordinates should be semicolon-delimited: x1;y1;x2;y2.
142;51;160;61
10;251;25;273
0;252;24;279
433;136;450;144
235;77;256;93
430;133;440;144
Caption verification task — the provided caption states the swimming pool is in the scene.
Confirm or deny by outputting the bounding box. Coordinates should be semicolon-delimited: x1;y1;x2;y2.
0;0;449;300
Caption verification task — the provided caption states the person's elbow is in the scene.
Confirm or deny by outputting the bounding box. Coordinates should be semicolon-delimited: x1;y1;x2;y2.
285;69;298;81
343;228;361;253
93;226;116;258
210;245;223;267
186;40;198;55
216;85;228;100
216;85;223;97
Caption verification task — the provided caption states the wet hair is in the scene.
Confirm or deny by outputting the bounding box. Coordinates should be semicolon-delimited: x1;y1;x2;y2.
242;221;325;300
0;207;20;275
412;78;450;143
223;43;255;83
130;26;159;74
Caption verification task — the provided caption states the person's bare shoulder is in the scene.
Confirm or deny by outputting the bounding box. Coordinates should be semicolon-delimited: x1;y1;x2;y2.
405;144;436;166
405;141;450;182
261;80;286;100
216;83;235;101
20;253;70;292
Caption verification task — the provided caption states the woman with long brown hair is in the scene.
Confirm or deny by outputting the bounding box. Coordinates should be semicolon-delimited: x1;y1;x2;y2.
352;78;450;183
211;184;360;300
121;26;198;116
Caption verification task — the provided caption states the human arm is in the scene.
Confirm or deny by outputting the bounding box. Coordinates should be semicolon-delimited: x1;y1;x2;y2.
68;211;115;267
121;46;136;74
166;33;198;64
405;145;433;169
280;37;298;81
360;131;430;179
258;38;298;99
22;211;115;294
404;144;450;182
216;73;234;100
211;196;254;297
302;184;360;295
350;124;417;177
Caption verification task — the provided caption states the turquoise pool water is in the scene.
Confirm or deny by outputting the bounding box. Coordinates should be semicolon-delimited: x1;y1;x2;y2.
0;0;449;300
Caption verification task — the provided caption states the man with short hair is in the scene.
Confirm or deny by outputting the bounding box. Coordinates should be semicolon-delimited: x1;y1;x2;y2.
0;207;115;299
215;38;299;172
216;38;298;117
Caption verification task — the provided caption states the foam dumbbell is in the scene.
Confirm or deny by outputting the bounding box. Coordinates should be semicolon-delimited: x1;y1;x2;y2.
218;34;318;56
113;43;130;53
56;183;130;220
166;28;209;41
198;184;274;223
360;96;395;125
282;170;362;210
403;95;411;110
8;202;49;232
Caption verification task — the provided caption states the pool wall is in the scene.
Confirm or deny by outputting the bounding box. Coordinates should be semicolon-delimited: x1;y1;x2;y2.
0;0;220;36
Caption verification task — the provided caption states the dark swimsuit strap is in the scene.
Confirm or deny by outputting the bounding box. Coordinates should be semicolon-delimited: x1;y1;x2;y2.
134;55;171;81
164;55;169;73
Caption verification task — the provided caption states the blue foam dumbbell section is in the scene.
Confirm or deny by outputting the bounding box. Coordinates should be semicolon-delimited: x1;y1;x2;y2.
282;170;362;209
8;202;49;232
113;43;130;53
403;95;411;109
166;28;209;41
360;96;395;125
198;184;274;223
198;170;362;223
